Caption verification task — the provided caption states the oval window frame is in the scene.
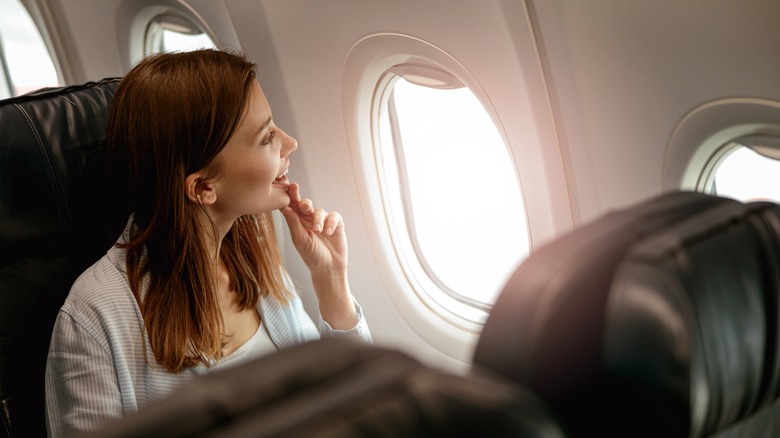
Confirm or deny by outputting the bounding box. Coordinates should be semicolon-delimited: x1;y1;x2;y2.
342;33;532;360
375;65;530;318
663;98;780;193
116;0;221;68
144;12;217;55
0;0;61;97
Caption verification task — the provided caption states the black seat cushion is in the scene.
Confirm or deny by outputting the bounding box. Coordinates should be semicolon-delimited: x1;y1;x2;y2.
0;78;126;438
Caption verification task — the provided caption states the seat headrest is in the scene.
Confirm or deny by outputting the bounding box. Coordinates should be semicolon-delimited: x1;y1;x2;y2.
605;200;780;437
473;191;780;437
473;191;735;398
0;78;124;262
79;338;567;438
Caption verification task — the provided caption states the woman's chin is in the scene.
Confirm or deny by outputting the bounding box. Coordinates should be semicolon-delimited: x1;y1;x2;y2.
272;194;292;212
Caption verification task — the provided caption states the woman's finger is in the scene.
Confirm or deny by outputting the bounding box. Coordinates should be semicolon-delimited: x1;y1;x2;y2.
311;208;328;232
298;198;314;215
280;206;304;236
287;182;302;205
323;211;343;235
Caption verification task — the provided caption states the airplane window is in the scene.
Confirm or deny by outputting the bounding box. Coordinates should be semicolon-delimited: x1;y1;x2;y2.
705;138;780;202
375;67;529;322
145;14;216;55
0;0;60;98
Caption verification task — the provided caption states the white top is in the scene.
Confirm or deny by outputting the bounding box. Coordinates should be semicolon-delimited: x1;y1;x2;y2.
210;323;277;371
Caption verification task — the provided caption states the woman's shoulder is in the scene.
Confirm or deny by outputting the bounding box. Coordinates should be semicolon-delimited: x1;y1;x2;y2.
63;245;138;319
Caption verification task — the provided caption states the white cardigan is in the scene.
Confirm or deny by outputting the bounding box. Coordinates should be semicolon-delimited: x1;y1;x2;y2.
44;232;371;437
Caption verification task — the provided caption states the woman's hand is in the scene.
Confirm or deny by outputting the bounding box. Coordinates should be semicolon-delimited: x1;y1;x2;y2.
280;183;357;329
280;182;347;274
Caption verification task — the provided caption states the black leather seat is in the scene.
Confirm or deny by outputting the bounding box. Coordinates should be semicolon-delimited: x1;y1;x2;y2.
474;191;780;437
0;78;127;438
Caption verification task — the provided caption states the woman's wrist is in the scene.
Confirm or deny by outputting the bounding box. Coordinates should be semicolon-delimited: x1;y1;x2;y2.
311;270;358;330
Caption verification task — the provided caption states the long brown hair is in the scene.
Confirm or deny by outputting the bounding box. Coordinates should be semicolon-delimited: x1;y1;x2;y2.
106;49;290;373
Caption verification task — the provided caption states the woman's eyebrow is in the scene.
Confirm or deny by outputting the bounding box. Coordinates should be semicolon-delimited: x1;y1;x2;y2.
257;115;272;136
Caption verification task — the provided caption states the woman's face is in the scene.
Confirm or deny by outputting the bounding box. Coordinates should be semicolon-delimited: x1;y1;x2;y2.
209;81;297;220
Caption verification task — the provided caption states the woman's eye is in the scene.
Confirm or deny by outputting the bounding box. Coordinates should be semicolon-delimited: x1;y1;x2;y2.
261;130;276;145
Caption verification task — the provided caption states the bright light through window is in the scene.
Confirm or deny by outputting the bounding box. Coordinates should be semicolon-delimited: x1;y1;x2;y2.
380;76;529;311
161;30;216;53
145;15;216;55
713;145;780;202
0;0;59;97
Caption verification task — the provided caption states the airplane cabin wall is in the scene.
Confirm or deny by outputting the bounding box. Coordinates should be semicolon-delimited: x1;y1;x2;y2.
29;0;780;372
529;0;780;222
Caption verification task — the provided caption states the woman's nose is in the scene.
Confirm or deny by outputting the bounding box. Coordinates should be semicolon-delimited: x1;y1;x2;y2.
279;128;298;156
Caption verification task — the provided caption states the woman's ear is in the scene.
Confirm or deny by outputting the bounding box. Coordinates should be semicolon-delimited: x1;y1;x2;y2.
184;173;217;205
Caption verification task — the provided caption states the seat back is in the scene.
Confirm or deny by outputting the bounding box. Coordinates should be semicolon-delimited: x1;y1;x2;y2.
473;191;780;436
0;79;126;438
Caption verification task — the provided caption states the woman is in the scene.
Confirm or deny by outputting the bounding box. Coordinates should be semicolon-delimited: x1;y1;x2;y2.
44;49;371;436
